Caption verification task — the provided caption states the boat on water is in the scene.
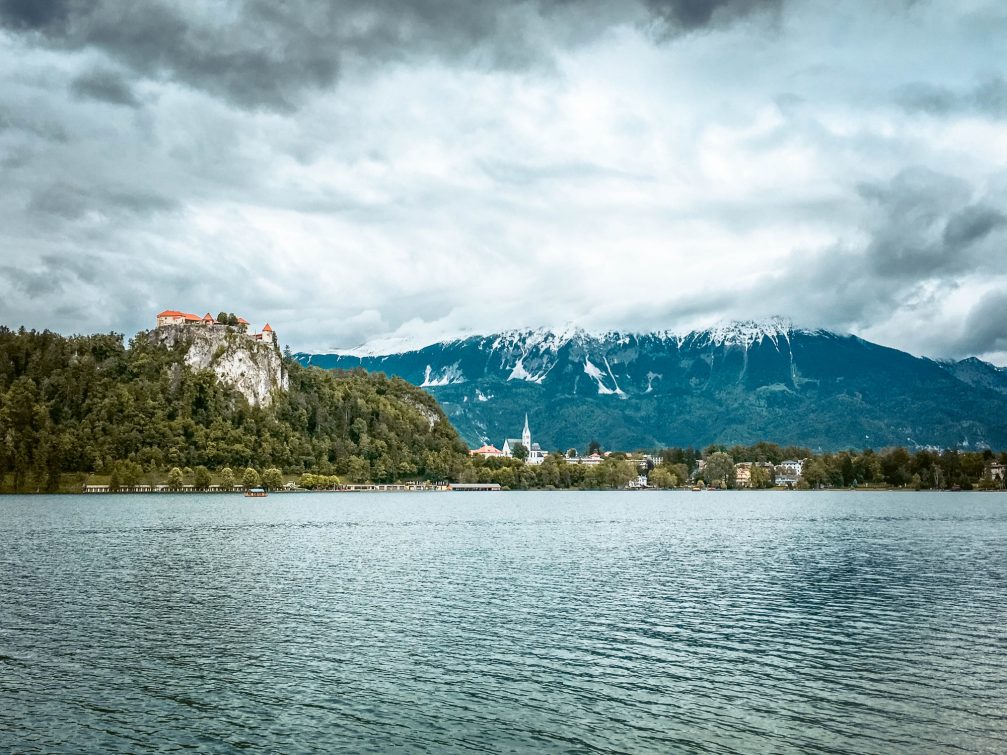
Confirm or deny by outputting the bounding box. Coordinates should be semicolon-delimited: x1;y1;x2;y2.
244;488;267;498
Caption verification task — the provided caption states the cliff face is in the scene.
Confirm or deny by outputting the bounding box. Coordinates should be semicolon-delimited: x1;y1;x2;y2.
150;324;288;407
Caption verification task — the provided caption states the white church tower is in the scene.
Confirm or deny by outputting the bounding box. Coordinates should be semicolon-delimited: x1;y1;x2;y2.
522;413;531;451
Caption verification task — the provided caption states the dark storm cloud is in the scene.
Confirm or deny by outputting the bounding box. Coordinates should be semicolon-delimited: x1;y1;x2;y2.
27;183;179;220
855;168;1001;279
747;168;1007;345
943;204;1007;248
960;291;1007;356
896;76;1007;119
0;0;71;30
0;0;558;109
0;0;801;111
0;261;74;297
643;0;782;31
70;67;139;107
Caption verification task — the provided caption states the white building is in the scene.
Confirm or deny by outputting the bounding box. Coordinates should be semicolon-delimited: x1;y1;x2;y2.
565;453;604;466
775;459;804;487
502;414;546;465
988;462;1005;482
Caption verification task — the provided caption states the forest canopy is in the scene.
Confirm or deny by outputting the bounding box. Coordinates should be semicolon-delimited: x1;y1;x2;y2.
0;327;468;491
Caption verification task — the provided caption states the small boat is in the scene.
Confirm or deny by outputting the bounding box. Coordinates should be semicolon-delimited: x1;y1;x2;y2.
244;487;267;498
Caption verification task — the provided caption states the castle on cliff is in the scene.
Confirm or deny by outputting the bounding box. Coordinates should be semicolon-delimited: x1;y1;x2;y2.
156;310;275;344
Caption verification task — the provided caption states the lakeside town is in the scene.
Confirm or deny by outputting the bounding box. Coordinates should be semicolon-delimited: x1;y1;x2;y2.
77;413;1007;494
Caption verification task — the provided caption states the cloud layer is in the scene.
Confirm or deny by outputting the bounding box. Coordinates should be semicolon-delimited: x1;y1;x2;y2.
0;0;1005;363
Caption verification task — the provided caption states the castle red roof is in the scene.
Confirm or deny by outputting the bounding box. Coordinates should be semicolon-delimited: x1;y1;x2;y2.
262;323;273;331
202;313;215;322
157;310;201;321
237;317;249;325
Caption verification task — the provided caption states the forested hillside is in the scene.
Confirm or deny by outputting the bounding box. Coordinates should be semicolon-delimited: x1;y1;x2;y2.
0;327;468;491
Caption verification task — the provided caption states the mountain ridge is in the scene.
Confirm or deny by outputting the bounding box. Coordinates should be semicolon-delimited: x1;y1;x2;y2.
296;321;1007;451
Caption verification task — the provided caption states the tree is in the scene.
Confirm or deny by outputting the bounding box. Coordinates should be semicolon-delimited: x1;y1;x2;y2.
111;460;143;488
347;456;370;483
217;312;228;324
262;467;283;490
649;466;678;488
703;452;736;489
193;465;211;488
167;467;184;489
801;458;830;488
220;467;236;490
587;439;602;456
749;465;772;489
668;463;690;486
242;467;261;489
512;443;529;461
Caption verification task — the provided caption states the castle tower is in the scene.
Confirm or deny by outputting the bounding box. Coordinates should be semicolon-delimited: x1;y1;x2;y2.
522;413;531;450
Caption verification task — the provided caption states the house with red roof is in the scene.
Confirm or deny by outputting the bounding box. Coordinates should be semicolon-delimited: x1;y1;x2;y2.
470;444;503;458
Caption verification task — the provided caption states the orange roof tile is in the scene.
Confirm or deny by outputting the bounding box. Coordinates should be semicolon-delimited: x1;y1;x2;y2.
262;323;273;331
471;444;502;455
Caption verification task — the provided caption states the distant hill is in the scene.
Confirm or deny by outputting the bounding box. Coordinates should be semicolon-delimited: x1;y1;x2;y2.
296;319;1007;451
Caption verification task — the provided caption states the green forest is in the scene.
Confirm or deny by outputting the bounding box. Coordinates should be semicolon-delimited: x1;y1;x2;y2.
0;326;468;492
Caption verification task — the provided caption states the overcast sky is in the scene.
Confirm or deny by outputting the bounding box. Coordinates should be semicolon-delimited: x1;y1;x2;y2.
1;0;1006;362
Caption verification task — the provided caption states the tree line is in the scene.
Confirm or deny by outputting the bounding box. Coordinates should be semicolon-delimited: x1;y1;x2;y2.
645;442;1007;490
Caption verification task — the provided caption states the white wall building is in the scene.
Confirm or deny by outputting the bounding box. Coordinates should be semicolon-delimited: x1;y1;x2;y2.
775;459;804;487
501;414;546;465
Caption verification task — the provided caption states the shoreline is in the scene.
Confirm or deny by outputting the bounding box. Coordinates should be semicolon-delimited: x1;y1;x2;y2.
2;486;1003;496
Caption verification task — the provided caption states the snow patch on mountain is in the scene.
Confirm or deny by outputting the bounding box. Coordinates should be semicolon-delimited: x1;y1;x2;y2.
507;357;552;383
645;371;662;393
701;317;794;348
491;325;586;355
582;357;625;396
421;362;466;387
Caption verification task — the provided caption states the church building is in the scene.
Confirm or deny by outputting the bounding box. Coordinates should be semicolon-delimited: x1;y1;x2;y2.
501;414;546;465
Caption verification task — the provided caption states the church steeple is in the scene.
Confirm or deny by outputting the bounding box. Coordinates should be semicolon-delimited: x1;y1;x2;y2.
522;413;531;449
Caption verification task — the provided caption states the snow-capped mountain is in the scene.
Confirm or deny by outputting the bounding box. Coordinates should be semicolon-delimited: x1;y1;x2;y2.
296;320;1007;450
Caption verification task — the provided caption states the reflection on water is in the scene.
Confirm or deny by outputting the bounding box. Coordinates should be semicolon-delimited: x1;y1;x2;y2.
1;492;1005;752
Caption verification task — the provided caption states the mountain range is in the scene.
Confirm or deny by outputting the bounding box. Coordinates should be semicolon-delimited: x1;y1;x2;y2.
295;319;1007;451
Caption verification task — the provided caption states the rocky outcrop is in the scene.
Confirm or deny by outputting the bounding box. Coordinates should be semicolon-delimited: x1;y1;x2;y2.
150;324;288;407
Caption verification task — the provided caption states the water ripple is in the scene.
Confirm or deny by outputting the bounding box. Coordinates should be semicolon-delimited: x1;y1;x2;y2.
1;491;1005;753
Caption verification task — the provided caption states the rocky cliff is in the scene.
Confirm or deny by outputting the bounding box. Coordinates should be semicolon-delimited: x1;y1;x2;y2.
150;324;288;407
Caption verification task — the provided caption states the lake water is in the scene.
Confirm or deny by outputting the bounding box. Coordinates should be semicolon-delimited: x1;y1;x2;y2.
1;491;1005;753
